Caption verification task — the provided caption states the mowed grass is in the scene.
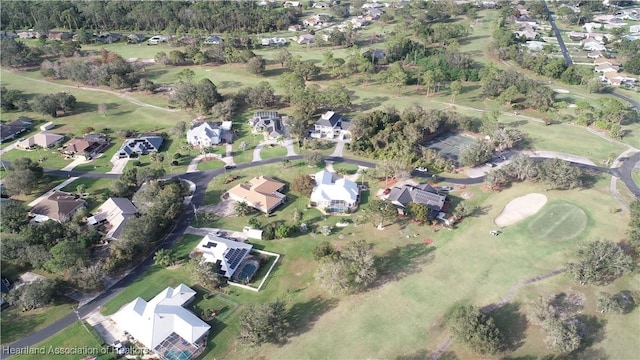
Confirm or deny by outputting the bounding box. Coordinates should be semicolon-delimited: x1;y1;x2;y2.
59;177;115;212
525;201;588;240
0;300;77;346
10;321;113;360
259;144;287;160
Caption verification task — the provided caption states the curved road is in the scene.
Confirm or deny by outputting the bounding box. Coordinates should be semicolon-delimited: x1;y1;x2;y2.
3;150;639;356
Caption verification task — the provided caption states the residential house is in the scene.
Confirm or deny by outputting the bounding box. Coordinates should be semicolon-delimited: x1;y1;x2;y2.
362;2;385;9
568;31;587;40
47;31;73;40
261;37;287;46
204;35;222;45
40;121;55;131
312;111;351;139
514;16;537;27
630;24;640;33
30;191;86;223
195;234;255;279
524;41;546;51
296;33;315;45
595;63;620;73
111;284;210;359
386;183;448;220
95;32;121;44
227;175;286;214
187;122;221;147
63;134;109;159
288;24;302;32
0;31;18;40
587;51;603;59
313;2;330;8
581;39;606;51
0;117;33;142
515;27;538;40
310;170;359;213
249;111;284;139
127;34;146;43
593;57;619;67
283;0;301;7
87;197;137;241
593;14;616;23
367;8;384;19
17;30;45;39
116;136;163;159
16;132;65;149
583;22;603;33
303;16;321;28
601;71;624;86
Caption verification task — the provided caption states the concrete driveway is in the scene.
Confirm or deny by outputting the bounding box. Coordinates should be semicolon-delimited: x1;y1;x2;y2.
84;310;126;346
107;157;128;174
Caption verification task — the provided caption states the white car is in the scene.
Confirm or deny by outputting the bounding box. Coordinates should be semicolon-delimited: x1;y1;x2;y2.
414;167;428;173
147;35;167;45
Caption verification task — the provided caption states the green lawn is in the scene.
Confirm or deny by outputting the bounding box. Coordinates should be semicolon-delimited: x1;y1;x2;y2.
259;144;287;160
525;201;588;240
10;321;115;360
1;147;73;170
197;157;225;171
331;161;360;175
633;169;640;188
0;299;77;346
59;177;115;212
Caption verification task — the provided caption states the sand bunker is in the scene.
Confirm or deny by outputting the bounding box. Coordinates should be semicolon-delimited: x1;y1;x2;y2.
494;193;548;227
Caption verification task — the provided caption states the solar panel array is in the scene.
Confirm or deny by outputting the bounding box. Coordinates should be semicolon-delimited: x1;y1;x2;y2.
225;248;248;270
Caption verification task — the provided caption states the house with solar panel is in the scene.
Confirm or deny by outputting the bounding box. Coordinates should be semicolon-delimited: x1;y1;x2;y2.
248;111;284;140
194;233;261;282
116;136;164;158
386;183;449;220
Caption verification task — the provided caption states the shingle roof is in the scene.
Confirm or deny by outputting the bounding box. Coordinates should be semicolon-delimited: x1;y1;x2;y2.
31;191;86;222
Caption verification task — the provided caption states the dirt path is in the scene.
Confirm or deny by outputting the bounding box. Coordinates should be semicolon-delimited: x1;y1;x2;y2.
9;71;178;113
429;268;565;360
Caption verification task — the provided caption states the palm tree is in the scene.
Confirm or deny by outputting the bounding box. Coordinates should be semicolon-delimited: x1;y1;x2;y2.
154;249;177;267
234;201;252;216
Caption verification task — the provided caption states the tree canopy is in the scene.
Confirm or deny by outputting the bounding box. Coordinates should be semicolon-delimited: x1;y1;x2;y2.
239;300;288;345
566;239;634;285
449;305;503;355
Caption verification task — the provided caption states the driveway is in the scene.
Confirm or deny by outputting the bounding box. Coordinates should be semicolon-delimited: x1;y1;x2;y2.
84;309;126;346
61;157;91;171
331;140;346;157
107;157;128;174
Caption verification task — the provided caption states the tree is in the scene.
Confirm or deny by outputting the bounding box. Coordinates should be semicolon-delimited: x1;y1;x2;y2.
485;168;509;190
341;239;377;291
293;60;320;81
304;151;324;167
596;292;624;314
239;301;288;345
195;78;222;113
503;154;538;181
543;316;581;353
246;56;266;75
407;202;430;222
315;256;351;295
450;80;462;104
234;201;253;216
365;199;398;228
186;256;220;290
378;61;409;87
32;92;76;117
449;305;503;355
525;86;555;112
154;248;177;267
538;158;582;190
312;241;336;261
291;174;316;197
0;200;30;233
7;278;59;311
45;240;88;273
3;157;44;195
277;48;292;67
459;140;494;167
566;239;634;285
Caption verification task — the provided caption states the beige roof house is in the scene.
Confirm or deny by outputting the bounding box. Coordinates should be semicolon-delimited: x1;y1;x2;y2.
17;132;65;149
88;197;138;240
227;176;286;214
593;57;619;66
31;191;86;223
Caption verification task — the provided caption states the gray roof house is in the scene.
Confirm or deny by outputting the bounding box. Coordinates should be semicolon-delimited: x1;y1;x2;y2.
117;136;163;158
249;111;284;140
31;191;86;223
0;117;33;142
313;111;351;139
386;183;447;220
187;122;221;147
88;197;138;240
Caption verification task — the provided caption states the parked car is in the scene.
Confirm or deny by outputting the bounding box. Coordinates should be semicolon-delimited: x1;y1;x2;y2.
486;163;496;168
438;186;453;192
224;165;236;170
382;188;391;195
414;167;428;172
147;35;167;45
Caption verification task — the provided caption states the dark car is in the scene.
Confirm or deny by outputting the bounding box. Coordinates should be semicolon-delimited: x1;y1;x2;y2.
224;165;236;170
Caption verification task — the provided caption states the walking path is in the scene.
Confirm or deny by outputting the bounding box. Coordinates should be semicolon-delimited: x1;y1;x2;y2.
610;148;639;209
9;71;177;113
28;176;79;207
430;268;565;360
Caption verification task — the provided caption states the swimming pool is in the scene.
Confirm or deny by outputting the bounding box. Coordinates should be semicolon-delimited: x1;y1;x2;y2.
234;259;260;282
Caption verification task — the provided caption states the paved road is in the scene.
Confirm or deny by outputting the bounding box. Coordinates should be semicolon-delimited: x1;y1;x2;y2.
544;0;573;66
4;150;639;356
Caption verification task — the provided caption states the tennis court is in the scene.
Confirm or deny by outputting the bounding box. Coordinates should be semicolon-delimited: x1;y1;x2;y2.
423;132;476;164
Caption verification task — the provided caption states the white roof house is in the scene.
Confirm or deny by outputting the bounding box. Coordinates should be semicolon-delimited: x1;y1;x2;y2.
310;170;359;211
111;284;210;353
88;197;137;240
187;122;221;147
630;24;640;33
195;234;253;278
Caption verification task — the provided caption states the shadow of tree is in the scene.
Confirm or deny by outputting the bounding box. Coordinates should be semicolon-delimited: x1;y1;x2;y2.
576;314;607;350
375;242;435;283
286;295;338;337
217;80;243;89
490;302;528;352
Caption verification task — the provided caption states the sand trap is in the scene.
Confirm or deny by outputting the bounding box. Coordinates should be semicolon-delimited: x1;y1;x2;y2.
553;89;570;94
494;193;548;227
